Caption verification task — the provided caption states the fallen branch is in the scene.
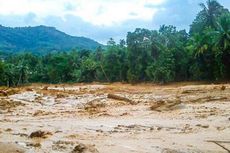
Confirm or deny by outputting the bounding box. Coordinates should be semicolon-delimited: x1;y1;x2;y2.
206;140;230;143
107;94;135;105
206;140;230;152
190;96;227;103
181;89;204;94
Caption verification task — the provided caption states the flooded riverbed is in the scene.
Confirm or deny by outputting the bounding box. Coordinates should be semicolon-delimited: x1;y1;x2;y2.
0;83;229;153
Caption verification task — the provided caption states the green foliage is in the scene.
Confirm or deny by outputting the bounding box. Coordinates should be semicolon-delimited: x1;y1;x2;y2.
103;40;128;82
79;58;97;82
214;12;230;78
190;0;228;35
188;1;230;80
0;60;5;85
126;28;152;82
0;0;229;85
146;50;175;83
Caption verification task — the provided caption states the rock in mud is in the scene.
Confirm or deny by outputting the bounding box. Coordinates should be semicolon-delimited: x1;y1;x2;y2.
196;124;209;128
221;85;226;90
42;86;49;90
52;140;75;151
150;98;181;111
25;88;33;91
29;130;52;138
0;90;8;96
26;142;41;148
150;100;165;110
33;110;51;116
162;148;185;153
5;128;13;132
83;99;106;115
71;143;99;153
56;93;66;98
107;94;135;105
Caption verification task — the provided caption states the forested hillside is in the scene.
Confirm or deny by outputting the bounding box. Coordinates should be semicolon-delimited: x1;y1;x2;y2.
0;0;229;86
0;25;101;53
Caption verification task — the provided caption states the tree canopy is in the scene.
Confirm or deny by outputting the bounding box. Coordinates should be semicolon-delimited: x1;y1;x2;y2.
0;0;229;86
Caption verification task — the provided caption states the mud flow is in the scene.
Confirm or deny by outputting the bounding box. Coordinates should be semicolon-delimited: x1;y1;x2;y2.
0;83;230;153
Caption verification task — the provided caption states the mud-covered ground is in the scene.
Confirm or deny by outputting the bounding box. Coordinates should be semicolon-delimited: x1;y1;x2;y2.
0;83;229;153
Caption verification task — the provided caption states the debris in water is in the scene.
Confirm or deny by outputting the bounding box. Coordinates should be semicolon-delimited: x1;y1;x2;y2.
42;86;49;90
0;88;20;96
0;99;25;110
29;130;52;138
221;85;226;90
196;124;209;128
107;93;135;105
26;142;41;148
71;143;99;153
150;98;181;111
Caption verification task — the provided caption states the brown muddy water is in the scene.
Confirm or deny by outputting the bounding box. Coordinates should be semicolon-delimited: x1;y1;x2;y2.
0;83;229;153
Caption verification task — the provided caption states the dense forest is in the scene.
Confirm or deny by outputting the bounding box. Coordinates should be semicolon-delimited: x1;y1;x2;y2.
0;0;229;86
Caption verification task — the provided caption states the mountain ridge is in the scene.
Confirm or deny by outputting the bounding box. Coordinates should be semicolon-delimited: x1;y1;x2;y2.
0;25;102;54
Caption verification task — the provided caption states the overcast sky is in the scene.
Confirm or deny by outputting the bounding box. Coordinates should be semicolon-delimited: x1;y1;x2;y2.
0;0;229;44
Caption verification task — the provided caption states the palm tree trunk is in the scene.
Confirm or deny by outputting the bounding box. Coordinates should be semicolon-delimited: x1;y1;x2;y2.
100;64;109;82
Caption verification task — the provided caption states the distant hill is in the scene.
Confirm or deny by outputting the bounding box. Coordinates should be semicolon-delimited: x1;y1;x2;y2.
0;25;102;54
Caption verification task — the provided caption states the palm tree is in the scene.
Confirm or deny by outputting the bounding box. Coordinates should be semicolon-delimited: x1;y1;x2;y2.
199;0;224;29
4;64;16;87
189;32;210;57
17;64;28;86
213;13;230;77
214;13;230;51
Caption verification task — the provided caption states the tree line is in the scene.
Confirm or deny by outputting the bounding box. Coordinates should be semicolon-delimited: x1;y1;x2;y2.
0;0;229;86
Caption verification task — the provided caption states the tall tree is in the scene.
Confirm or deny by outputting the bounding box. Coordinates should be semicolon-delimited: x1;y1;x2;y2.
213;13;230;78
126;28;152;82
190;0;227;35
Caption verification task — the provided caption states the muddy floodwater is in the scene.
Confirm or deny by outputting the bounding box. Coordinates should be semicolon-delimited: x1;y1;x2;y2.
0;83;229;153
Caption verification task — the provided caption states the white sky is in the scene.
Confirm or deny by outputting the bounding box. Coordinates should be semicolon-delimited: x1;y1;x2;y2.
0;0;229;43
0;0;166;26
